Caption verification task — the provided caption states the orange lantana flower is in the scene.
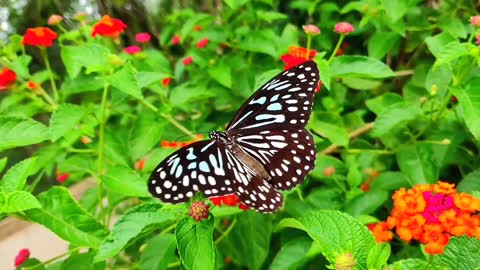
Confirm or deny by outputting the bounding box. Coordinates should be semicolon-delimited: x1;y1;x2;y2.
91;15;126;38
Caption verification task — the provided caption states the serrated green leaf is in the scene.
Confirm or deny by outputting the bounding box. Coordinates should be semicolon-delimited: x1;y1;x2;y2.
237;30;278;57
207;63;232;88
269;237;312;270
371;102;422;137
433;41;469;67
275;217;306;232
101;166;150;197
367;243;391;269
433;236;480;270
317;59;331;90
220;211;272;270
95;203;175;261
61;73;104;95
368;32;401;59
458;168;480;193
0;116;49;151
104;63;143;100
129;112;166;160
61;252;104;270
381;0;408;21
451;78;480;140
386;258;429;270
1;191;41;213
58;155;95;174
25;187;108;248
311;112;349;147
140;234;176;270
136;72;170;89
330;55;395;79
61;44;110;78
366;93;403;115
425;32;456;57
6;54;32;78
297;210;376;269
396;143;439;185
176;217;215;270
1;157;38;192
49;104;86;142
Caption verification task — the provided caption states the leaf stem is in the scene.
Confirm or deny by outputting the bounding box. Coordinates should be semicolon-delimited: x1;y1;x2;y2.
319;122;375;155
97;82;109;221
161;223;176;235
346;149;394;155
214;218;237;245
160;113;198;139
327;34;345;64
36;85;58;108
40;47;59;102
22;247;82;270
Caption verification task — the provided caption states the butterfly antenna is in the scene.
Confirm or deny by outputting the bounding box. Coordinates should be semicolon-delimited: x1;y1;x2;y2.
174;131;210;142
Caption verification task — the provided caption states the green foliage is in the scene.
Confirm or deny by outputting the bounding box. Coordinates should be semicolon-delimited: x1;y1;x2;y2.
1;0;480;269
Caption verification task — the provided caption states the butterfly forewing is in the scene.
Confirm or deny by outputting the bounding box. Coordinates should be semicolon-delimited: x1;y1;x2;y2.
234;128;316;190
148;140;237;202
227;61;318;132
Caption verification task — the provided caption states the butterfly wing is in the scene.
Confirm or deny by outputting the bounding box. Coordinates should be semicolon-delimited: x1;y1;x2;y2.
226;61;319;132
148;140;236;203
233;128;316;190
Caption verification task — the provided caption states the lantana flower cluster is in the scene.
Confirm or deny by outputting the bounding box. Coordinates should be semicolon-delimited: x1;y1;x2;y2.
369;181;480;255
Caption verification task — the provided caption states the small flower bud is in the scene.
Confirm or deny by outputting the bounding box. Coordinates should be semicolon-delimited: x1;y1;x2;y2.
182;56;193;65
189;201;209;222
14;248;30;267
335;253;356;270
420;96;428;103
471;15;480;27
171;35;180;45
431;84;438;95
196;38;209;49
323;166;336;177
47;14;63;25
441;139;451;145
302;24;320;36
124;45;142;55
135;32;151;43
334;22;354;35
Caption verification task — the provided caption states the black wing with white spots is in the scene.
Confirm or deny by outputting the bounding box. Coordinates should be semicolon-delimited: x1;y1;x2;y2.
148;61;319;213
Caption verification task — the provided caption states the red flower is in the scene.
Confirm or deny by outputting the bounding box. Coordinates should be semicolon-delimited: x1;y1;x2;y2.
334;22;355;35
14;248;30;267
193;25;202;31
0;67;16;91
162;77;171;87
56;171;69;183
26;81;39;90
135;159;146;171
22;27;57;47
196;38;209;49
280;46;316;70
182;56;193;65
171;35;181;45
124;45;141;54
209;194;248;210
135;32;151;43
91;15;126;38
47;14;63;25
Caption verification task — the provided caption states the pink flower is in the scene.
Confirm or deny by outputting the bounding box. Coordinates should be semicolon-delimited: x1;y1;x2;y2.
471;16;480;27
182;56;193;65
334;22;354;35
135;32;151;43
196;38;209;48
14;248;30;267
476;35;480;45
47;14;63;25
303;24;320;36
124;45;142;54
171;35;180;45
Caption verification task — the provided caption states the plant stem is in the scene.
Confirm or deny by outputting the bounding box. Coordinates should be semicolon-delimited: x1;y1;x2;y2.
319;122;375;155
346;149;394;155
36;85;58;107
214;218;237;244
328;34;345;63
40;47;59;102
161;223;176;235
67;147;96;153
305;35;312;60
140;98;159;112
97;82;109;221
160;113;198;139
167;261;181;269
23;247;82;270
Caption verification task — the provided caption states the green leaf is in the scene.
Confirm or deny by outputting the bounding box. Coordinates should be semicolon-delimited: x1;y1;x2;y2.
275;217;307;232
0;116;49;151
433;236;480;270
237;30;278;57
207;63;232;88
342;77;382;90
1;191;41;213
0;157;7;173
101;166;150;197
371;102;422;137
367;243;391;269
176;217;215;270
368;32;401;59
310;112;349;147
256;11;287;22
104;63;143;100
61;73;104;95
49;104;86;142
366;93;403;115
61;44;110;78
433;41;469;67
140;234;176;270
370;171;409;191
7;54;32;78
1;157;37;192
221;211;272;270
458;168;480;193
396;143;439;185
387;258;429;270
95;203;176;261
330;55;395;79
317;59;331;90
344;191;389;216
451;78;480;140
297;210;376;269
381;0;408;21
61;252;104;270
136;72;170;89
269;237;312;270
25;187;108;248
129;111;166;160
425;32;456;57
224;0;249;10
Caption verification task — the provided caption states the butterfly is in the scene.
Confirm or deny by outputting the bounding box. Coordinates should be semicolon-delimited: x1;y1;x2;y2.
148;61;319;213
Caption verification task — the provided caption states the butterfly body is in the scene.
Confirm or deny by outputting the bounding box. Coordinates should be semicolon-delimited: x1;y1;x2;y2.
149;61;319;213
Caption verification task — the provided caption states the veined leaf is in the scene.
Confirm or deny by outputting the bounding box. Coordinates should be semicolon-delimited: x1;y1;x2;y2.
49;103;86;142
176;217;215;270
0;116;49;151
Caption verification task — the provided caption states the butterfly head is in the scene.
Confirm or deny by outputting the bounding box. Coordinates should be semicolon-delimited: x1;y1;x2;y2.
209;131;231;145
